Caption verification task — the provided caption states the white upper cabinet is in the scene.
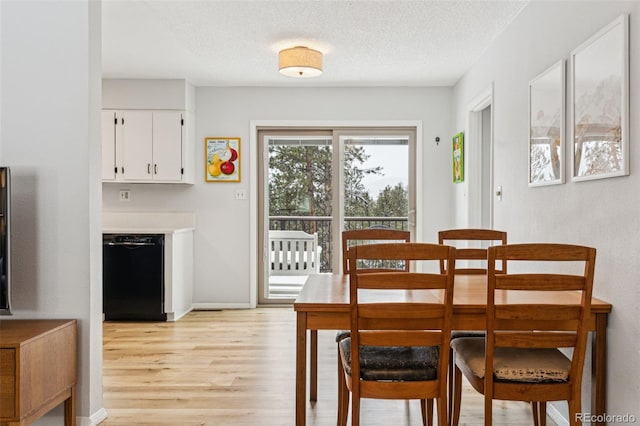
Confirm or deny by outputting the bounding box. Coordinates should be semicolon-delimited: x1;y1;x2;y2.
152;111;184;182
102;109;190;183
122;110;154;181
101;111;117;181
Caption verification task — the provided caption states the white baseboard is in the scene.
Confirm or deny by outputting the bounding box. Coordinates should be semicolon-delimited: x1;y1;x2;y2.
192;302;253;310
89;408;108;425
166;307;194;321
547;403;569;426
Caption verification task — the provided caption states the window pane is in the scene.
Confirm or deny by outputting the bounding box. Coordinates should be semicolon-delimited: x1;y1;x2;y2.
343;138;409;231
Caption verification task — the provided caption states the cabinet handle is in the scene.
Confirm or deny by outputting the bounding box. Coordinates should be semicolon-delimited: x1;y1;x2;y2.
154;164;158;174
147;163;151;174
121;167;124;174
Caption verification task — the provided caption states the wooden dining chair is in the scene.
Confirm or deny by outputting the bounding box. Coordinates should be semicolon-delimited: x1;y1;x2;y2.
438;228;507;424
438;228;507;275
337;228;412;424
338;242;456;425
342;228;411;274
450;243;596;426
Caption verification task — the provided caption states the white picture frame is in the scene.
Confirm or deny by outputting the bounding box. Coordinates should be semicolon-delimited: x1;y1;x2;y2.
528;60;565;187
570;14;629;182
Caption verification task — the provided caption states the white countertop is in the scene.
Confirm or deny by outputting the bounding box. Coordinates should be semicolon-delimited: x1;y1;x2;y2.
102;226;194;234
103;211;195;234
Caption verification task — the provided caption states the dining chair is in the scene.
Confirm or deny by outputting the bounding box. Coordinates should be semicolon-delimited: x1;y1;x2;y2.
337;228;412;424
438;229;507;275
338;242;456;425
438;228;507;425
450;243;596;426
342;228;411;274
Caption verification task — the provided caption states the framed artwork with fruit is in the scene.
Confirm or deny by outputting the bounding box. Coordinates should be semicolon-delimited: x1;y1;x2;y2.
205;137;240;182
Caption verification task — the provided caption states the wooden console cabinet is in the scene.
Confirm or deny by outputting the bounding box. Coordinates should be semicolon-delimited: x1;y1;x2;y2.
0;320;77;426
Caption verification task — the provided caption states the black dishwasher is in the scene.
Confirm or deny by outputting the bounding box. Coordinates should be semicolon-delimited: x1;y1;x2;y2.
103;234;166;321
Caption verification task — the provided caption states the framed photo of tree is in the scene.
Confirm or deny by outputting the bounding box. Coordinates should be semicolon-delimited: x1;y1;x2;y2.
570;14;629;181
205;137;240;182
528;60;565;187
452;132;464;183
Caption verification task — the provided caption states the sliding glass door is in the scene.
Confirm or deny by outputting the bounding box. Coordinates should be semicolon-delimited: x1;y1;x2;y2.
258;127;416;304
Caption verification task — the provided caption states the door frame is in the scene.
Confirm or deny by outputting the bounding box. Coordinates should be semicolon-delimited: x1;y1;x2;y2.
249;120;423;307
465;84;495;229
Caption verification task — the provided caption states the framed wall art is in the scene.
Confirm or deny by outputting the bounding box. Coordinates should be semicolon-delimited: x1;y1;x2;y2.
452;132;464;183
528;60;565;187
205;137;241;182
570;14;629;182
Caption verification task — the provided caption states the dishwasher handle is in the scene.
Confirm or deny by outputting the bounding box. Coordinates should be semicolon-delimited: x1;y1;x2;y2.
105;241;157;247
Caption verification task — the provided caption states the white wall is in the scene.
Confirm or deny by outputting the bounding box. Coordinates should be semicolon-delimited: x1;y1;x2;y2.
453;1;639;422
0;0;104;424
103;86;454;305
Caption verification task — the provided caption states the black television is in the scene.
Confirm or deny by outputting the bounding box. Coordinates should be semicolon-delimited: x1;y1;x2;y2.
0;167;11;315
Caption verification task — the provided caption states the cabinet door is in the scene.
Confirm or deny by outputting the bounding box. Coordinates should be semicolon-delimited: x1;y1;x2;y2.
121;111;153;181
152;111;184;182
101;111;117;181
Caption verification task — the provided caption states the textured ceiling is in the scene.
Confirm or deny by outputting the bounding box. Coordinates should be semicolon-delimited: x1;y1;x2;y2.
102;0;529;87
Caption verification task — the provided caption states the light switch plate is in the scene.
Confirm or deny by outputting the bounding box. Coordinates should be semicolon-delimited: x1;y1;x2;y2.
235;189;247;200
119;190;131;202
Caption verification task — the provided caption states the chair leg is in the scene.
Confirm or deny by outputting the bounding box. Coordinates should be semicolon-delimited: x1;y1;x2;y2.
420;399;434;426
437;397;448;426
351;394;360;426
337;351;343;426
531;402;540;426
484;393;492;426
451;365;463;426
310;330;318;401
539;402;546;426
337;357;349;426
568;398;581;426
448;348;455;426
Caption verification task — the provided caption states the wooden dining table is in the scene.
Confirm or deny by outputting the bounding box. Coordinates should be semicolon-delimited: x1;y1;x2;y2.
293;273;612;426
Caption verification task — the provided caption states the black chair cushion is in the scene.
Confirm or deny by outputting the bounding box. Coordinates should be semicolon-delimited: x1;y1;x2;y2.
339;337;439;381
450;330;485;339
335;330;350;342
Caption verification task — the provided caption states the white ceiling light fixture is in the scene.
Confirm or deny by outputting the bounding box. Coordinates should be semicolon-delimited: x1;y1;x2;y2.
278;46;323;78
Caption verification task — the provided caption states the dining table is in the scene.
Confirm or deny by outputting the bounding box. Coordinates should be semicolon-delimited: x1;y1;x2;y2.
293;273;612;426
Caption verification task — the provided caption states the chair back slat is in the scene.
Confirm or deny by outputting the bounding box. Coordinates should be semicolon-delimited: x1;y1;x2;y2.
494;331;577;349
493;243;593;261
359;303;446;321
359;330;444;347
496;274;585;291
495;305;582;321
357;272;448;290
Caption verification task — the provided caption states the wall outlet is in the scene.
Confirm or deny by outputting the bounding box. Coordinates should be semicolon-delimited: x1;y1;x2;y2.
235;189;247;200
495;185;502;201
119;190;131;202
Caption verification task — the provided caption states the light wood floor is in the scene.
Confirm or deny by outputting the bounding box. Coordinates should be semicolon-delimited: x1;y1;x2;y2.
102;309;557;425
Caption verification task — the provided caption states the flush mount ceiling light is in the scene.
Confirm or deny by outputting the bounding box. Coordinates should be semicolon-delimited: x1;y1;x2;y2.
278;46;323;78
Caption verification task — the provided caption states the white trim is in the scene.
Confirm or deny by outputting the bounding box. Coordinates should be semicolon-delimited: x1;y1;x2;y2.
465;84;494;228
249;120;422;308
166;307;193;322
89;408;109;426
192;303;253;310
31;408;108;426
547;403;569;426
